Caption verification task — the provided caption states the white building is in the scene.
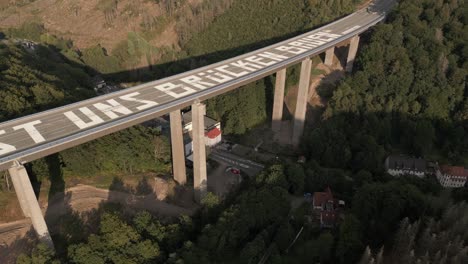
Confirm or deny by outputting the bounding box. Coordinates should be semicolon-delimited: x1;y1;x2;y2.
436;165;468;188
385;155;427;178
182;111;222;158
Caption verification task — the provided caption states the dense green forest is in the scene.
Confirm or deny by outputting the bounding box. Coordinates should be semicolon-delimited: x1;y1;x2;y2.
359;204;468;263
27;126;171;197
0;41;92;121
306;0;468;166
296;0;468;262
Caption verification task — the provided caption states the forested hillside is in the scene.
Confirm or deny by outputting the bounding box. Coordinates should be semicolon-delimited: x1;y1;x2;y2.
184;0;360;58
325;0;466;119
305;0;468;166
360;204;468;263
0;0;235;72
296;0;468;262
0;41;93;121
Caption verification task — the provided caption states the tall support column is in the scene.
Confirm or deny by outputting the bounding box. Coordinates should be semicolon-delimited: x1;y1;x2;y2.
346;35;360;72
292;58;312;146
170;110;186;185
272;69;287;135
8;163;53;248
324;47;335;66
192;102;207;202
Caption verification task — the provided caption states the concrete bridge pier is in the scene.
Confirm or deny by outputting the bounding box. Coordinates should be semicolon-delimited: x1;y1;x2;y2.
324;47;335;66
8;162;53;249
271;68;287;137
292;58;312;147
191;102;208;202
170;109;187;185
346;35;360;72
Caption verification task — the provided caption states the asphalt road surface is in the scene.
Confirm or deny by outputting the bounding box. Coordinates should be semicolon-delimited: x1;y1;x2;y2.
210;148;265;177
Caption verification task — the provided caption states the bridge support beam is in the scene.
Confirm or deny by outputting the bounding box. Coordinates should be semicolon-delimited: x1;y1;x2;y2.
324;47;335;66
346;35;360;72
170;110;186;185
192;102;207;202
8;163;53;249
272;69;286;136
292;58;312;147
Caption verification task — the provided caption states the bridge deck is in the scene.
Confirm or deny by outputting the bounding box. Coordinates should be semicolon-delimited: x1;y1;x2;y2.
0;0;396;171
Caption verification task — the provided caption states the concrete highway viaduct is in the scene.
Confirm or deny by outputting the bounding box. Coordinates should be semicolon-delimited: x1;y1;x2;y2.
0;0;396;248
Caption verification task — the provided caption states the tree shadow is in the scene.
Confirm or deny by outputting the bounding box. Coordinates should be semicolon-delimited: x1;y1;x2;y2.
315;69;347;99
44;191;87;256
108;176;154;195
135;176;153;196
104;176;196;224
21;153;65;206
45;154;64;201
334;45;350;69
109;176;130;193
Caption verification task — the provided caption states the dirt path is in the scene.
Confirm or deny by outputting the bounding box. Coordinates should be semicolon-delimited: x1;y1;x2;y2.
0;219;31;246
45;185;195;221
0;218;36;264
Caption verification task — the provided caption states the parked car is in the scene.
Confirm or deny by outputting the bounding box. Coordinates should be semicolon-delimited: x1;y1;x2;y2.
225;167;241;175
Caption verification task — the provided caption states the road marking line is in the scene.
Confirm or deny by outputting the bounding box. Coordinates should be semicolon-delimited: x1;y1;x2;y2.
342;26;361;34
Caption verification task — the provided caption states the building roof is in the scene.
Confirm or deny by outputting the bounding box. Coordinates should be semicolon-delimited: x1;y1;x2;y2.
386;155;427;171
440;165;468;178
182;111;220;130
313;187;334;207
205;128;221;139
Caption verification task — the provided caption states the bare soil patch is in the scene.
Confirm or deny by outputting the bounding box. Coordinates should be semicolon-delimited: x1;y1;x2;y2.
0;0;178;51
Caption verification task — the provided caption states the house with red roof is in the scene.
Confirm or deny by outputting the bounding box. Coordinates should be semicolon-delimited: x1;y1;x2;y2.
182;111;222;160
436;165;468;188
205;127;222;147
312;187;344;228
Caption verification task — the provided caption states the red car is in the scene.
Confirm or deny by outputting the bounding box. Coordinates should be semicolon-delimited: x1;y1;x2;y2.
225;167;240;175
